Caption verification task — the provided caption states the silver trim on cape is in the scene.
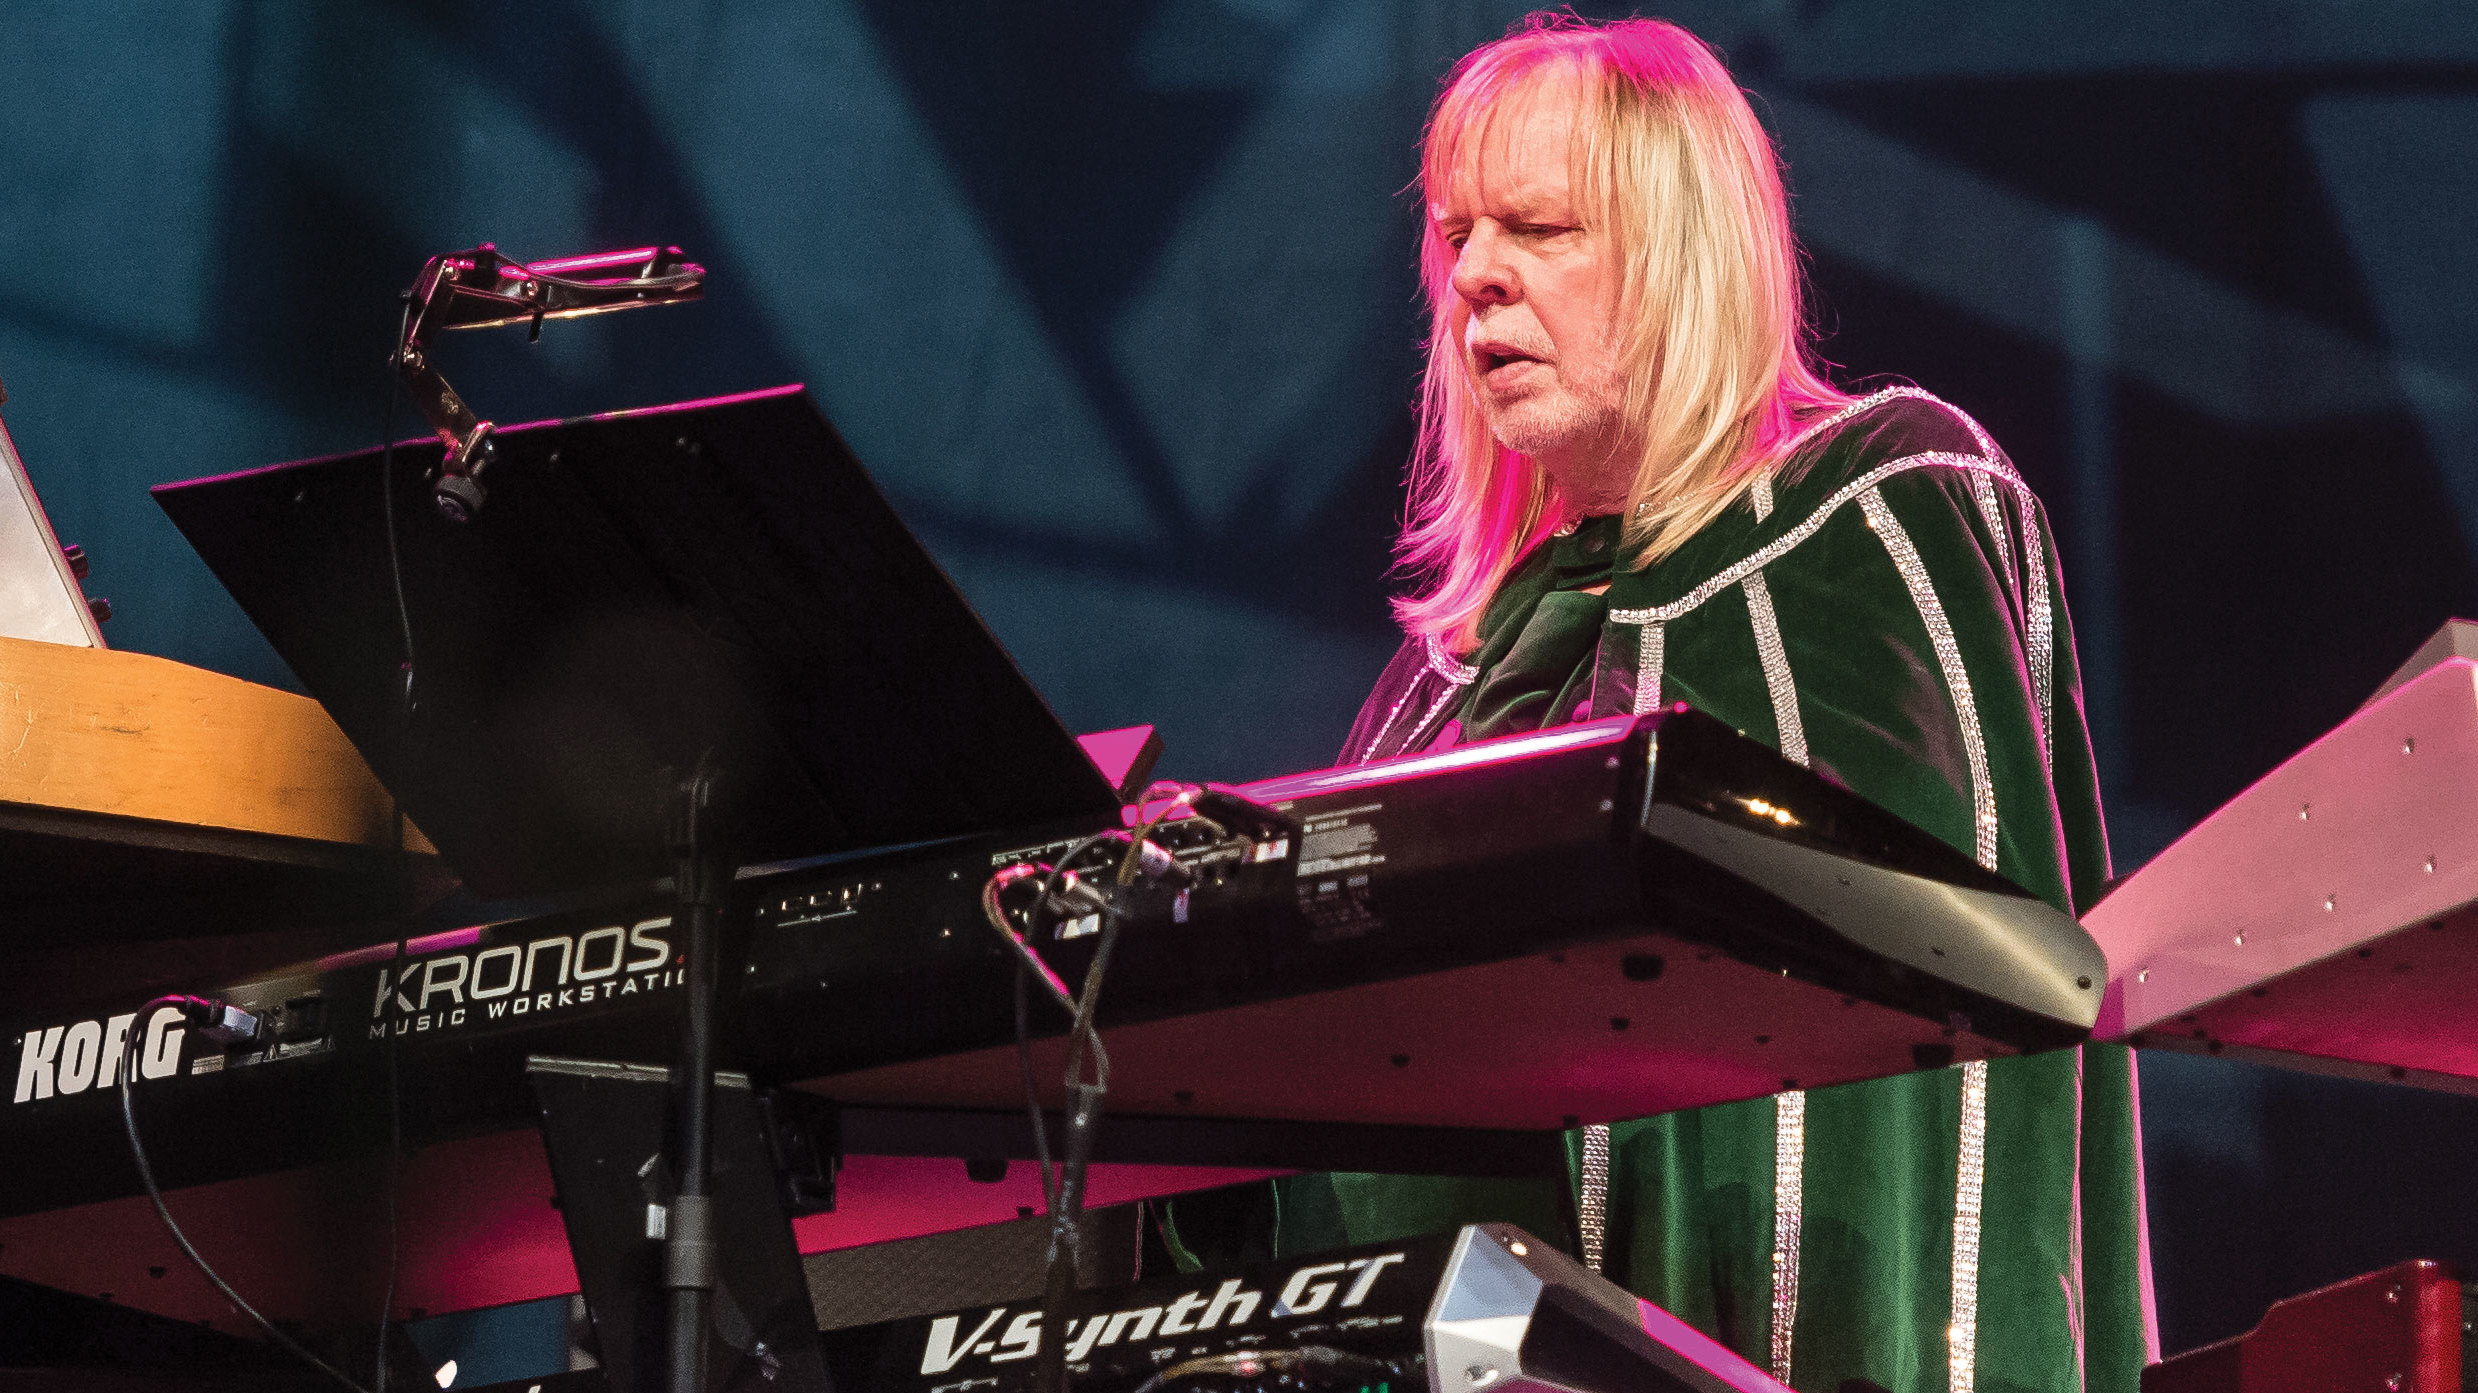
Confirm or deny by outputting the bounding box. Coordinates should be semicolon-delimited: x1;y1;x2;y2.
1859;485;2000;871
1951;1059;1991;1393
1579;1122;1612;1273
1359;634;1480;760
1608;450;2023;629
1400;682;1464;754
1970;472;2015;580
1358;681;1423;762
1424;631;1479;684
2012;479;2057;774
1967;474;2058;775
1631;620;1666;715
1742;568;1808;767
1771;1089;1808;1384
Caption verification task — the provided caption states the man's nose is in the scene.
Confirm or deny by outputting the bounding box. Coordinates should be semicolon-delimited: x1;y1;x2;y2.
1451;221;1518;307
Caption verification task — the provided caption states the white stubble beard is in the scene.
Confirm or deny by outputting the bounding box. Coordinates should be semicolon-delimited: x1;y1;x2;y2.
1477;369;1633;516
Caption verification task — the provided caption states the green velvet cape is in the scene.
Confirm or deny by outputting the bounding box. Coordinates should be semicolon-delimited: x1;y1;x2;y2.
1274;387;2153;1393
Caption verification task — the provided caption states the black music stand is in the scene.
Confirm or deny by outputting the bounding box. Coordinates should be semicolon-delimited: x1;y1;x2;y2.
153;385;1117;899
155;386;1124;1392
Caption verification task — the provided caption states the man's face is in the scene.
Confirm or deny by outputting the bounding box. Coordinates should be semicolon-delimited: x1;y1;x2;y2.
1433;79;1631;505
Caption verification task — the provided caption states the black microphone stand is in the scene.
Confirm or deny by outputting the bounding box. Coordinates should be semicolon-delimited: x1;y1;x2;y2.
387;245;718;1391
663;755;734;1393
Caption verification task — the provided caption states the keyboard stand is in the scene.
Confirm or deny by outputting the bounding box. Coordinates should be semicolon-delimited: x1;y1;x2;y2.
528;1057;832;1393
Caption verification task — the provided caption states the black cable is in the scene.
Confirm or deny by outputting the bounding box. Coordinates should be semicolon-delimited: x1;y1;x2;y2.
1014;964;1059;1213
372;316;420;1389
380;298;418;716
119;996;373;1393
990;833;1125;1205
980;829;1179;1393
1034;903;1128;1393
1054;893;1125;1177
983;828;1162;1116
1053;913;1121;1187
983;864;1077;1013
987;850;1103;1215
376;928;411;1393
1032;835;1118;932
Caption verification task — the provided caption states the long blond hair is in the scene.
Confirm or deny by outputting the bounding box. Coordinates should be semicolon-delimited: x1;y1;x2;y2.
1394;14;1848;650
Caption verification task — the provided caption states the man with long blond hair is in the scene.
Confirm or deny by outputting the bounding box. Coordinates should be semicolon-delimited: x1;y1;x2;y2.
1277;14;2149;1393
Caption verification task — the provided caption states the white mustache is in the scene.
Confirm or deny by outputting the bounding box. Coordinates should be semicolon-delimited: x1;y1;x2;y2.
1464;314;1551;362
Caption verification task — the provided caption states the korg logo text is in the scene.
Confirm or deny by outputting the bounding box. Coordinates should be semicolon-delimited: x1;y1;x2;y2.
13;1007;185;1105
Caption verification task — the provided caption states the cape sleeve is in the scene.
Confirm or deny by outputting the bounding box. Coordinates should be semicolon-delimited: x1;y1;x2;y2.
1339;637;1429;763
1727;430;2145;1393
1755;436;2109;918
1337;635;1477;765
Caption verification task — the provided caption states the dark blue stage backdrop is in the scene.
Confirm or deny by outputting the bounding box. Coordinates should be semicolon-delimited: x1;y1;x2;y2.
1;0;2473;1358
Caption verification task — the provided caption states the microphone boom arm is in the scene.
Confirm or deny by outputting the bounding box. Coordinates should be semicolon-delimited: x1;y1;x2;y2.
392;243;705;521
